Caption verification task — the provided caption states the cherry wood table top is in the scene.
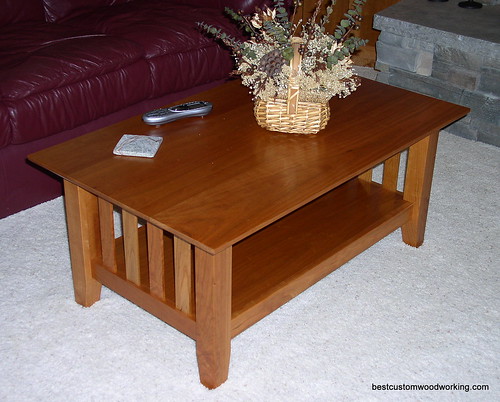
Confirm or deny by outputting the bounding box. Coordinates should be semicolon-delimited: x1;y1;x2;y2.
29;78;468;254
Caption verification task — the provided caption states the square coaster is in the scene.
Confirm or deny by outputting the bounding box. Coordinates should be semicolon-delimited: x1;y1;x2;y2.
113;135;163;158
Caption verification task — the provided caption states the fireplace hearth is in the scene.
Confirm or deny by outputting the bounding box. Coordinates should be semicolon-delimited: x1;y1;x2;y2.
374;0;499;146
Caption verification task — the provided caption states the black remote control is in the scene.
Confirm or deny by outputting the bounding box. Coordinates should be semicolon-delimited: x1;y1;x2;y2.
142;101;213;126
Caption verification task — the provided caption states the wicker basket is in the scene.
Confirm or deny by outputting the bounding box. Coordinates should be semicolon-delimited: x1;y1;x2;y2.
254;98;330;134
253;37;331;135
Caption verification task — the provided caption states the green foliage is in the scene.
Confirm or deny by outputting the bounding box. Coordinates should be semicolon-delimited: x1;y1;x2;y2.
320;1;337;30
224;7;255;34
225;7;242;22
325;0;366;68
282;46;294;61
263;20;289;46
241;44;257;60
199;0;369;99
196;22;242;51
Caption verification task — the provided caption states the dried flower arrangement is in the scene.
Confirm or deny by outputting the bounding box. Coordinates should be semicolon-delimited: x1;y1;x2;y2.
199;0;367;104
198;0;368;134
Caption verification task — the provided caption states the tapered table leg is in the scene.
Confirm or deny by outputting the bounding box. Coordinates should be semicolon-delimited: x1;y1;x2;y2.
195;246;232;389
63;180;102;306
402;131;439;247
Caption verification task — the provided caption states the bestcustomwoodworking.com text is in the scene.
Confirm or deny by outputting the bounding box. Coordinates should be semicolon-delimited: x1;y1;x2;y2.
372;383;489;393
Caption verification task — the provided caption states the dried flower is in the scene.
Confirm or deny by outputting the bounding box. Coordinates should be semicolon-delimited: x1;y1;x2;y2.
199;0;368;102
251;7;276;28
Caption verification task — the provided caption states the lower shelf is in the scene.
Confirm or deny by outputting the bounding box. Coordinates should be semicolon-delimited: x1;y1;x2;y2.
230;178;412;336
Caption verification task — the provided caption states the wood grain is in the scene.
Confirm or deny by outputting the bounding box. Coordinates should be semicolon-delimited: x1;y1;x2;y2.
63;181;102;306
383;153;401;192
122;210;141;285
195;247;232;389
147;222;165;300
231;178;412;335
402;131;439;247
98;198;117;272
93;262;196;339
174;236;194;315
29;79;468;255
358;169;373;182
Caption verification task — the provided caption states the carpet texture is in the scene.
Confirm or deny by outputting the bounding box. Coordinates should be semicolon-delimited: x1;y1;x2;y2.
0;132;498;401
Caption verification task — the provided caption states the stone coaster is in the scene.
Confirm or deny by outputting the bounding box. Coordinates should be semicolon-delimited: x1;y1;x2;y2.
113;134;163;158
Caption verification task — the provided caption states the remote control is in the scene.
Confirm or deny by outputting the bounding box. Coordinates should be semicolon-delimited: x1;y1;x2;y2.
142;101;212;125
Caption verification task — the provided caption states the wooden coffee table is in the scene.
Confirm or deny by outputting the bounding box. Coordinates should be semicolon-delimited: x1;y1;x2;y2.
29;79;468;389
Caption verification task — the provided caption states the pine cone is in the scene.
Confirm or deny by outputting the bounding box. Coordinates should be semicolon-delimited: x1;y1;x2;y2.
258;49;285;77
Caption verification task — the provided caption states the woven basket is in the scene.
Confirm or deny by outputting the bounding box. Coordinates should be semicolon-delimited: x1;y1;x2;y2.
254;98;330;134
253;37;331;135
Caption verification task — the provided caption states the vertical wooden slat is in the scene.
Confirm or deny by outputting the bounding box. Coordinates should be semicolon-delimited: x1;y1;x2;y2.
382;153;401;192
402;131;439;247
174;236;194;315
195;246;232;389
358;169;373;182
122;210;141;285
98;198;117;272
147;223;165;300
63;180;102;306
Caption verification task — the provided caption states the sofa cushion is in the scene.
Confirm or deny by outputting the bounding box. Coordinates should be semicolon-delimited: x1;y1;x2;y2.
0;21;151;145
63;2;242;59
42;0;132;22
146;44;234;97
0;0;45;27
62;1;242;97
0;22;145;100
7;60;151;145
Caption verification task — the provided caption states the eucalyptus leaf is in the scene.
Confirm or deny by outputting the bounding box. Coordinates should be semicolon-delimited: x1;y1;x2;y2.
282;46;294;61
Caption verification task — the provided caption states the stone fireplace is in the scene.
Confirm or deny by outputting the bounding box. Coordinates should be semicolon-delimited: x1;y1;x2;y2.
373;0;499;146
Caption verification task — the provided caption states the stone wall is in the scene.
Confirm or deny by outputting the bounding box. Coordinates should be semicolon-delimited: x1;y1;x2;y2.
373;0;500;146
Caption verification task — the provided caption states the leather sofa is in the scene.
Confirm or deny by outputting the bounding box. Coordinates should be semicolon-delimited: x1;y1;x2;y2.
0;0;270;218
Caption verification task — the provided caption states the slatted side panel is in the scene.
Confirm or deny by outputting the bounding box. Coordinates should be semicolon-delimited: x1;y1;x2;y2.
96;203;195;318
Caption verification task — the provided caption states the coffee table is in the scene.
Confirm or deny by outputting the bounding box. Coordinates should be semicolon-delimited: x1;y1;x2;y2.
29;79;468;389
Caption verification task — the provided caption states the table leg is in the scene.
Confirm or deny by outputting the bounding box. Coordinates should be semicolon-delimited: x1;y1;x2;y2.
402;131;439;247
195;246;232;389
63;180;102;306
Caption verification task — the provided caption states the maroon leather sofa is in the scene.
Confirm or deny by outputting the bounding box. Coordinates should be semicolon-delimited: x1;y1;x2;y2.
0;0;270;218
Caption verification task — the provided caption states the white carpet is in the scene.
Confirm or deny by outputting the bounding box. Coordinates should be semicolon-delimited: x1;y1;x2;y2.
0;132;498;401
